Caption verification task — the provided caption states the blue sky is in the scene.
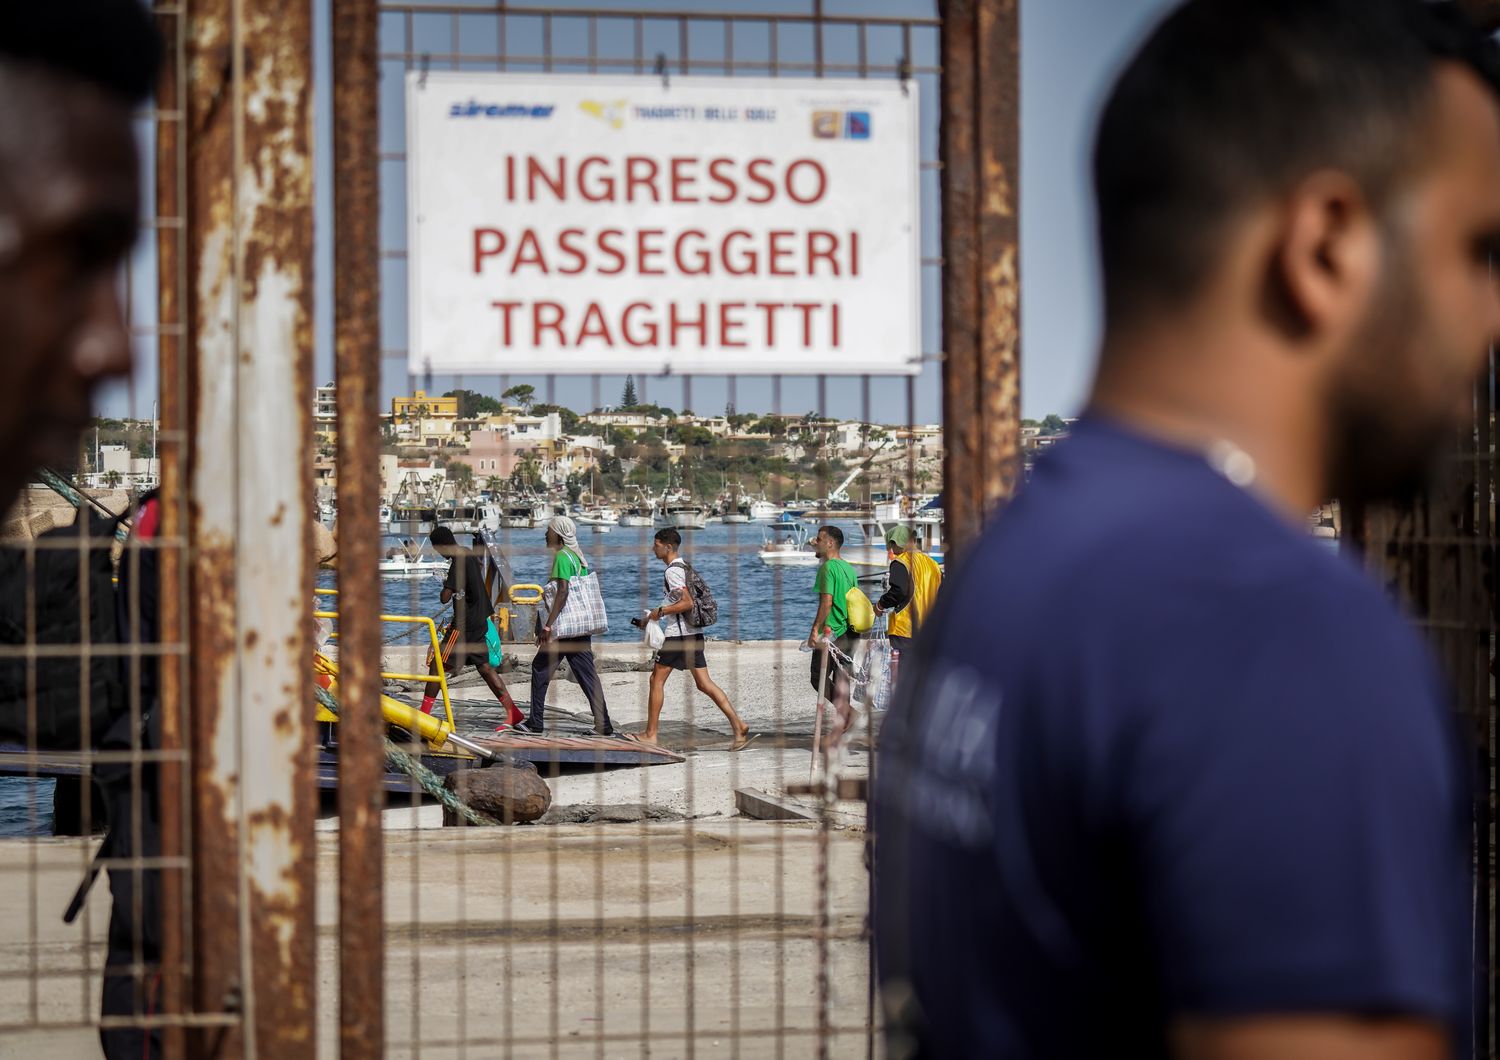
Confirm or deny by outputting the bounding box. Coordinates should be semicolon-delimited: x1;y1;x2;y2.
103;0;1176;425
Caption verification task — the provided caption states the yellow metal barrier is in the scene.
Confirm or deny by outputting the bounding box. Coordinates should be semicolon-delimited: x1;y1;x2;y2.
509;583;543;604
314;608;456;734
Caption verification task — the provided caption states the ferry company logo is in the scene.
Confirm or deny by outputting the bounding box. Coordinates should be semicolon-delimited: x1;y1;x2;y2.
812;110;872;140
448;100;555;119
579;99;628;129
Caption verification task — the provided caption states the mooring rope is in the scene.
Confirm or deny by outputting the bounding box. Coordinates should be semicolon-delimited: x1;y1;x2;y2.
312;683;495;827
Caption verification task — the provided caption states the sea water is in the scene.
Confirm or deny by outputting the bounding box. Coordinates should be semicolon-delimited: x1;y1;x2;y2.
359;519;878;644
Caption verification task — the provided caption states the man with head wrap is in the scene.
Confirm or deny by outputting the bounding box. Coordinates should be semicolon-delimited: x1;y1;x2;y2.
518;515;614;735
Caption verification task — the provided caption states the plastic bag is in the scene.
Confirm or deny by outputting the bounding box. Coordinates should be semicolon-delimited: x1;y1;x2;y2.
484;616;504;668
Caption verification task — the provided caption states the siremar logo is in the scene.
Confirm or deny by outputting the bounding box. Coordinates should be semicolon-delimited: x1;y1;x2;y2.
579;99;629;129
812;110;872;140
448;100;555;119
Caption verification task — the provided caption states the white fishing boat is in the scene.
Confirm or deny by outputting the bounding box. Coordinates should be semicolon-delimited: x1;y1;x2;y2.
846;495;946;570
618;488;657;527
378;535;447;579
500;503;535;529
434;502;501;534
722;506;752;524
757;517;819;566
576;506;620;527
590;522;613;534
748;498;783;521
667;503;708;530
387;503;436;537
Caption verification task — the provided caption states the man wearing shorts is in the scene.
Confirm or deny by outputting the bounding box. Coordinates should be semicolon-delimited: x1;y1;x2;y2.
635;528;753;750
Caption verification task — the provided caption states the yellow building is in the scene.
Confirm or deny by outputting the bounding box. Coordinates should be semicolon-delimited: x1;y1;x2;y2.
391;389;457;420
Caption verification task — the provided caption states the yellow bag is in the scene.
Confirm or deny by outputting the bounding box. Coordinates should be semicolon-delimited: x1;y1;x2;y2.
845;585;875;634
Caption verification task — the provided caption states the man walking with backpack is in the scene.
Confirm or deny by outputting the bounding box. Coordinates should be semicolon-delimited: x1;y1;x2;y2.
634;528;754;750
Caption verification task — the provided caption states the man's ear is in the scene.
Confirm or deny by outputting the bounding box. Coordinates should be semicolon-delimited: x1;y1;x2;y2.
1271;170;1382;342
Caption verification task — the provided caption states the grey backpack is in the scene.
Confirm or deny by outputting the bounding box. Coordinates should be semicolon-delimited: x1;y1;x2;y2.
669;560;718;628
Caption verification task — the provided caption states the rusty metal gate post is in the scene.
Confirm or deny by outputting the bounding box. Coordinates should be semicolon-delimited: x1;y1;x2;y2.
183;0;319;1054
332;0;385;1055
939;0;1021;556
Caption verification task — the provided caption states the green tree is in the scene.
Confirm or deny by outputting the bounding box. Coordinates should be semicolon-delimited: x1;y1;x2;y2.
502;384;536;410
444;388;504;418
1041;413;1068;435
621;376;639;408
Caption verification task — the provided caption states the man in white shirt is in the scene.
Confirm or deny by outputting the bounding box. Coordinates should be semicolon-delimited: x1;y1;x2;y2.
633;527;754;751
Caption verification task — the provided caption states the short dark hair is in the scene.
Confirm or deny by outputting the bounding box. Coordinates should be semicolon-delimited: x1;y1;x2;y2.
1094;0;1500;329
655;527;682;548
0;2;160;103
819;525;844;547
429;525;456;547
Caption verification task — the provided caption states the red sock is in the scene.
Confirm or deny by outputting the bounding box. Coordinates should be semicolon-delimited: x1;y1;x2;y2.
420;694;436;715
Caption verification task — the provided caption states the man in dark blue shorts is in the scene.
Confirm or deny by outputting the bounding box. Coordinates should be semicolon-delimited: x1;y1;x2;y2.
876;3;1500;1058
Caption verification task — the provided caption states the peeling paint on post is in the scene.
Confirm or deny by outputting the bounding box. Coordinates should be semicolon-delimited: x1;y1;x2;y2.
153;3;188;1053
332;0;385;1055
939;0;1020;557
185;0;317;1055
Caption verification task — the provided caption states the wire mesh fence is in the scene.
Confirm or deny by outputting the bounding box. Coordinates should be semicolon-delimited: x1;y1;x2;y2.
2;1;944;1056
360;2;941;1055
1350;349;1499;1058
10;3;1490;1059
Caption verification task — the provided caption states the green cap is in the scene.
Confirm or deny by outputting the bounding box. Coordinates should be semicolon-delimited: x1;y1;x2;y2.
884;525;912;549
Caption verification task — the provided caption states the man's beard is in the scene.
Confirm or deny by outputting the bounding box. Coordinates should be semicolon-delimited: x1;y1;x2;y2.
1324;249;1462;508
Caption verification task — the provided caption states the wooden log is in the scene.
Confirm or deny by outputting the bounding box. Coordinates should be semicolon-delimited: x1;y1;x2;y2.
443;762;551;825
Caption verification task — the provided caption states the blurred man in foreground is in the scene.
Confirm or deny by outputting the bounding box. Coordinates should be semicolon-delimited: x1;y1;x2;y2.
876;2;1500;1057
0;3;146;514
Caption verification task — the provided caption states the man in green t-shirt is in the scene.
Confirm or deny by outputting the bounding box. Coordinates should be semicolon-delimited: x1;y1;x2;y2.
809;525;859;744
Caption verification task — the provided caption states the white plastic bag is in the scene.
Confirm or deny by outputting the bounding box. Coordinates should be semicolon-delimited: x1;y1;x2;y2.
641;610;665;650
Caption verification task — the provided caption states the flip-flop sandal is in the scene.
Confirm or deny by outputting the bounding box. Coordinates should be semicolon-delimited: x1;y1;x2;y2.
730;733;760;752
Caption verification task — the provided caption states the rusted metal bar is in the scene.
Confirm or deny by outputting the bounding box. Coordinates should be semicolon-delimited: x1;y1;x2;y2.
939;0;982;555
939;0;1021;557
974;0;1021;505
152;3;187;1053
184;0;319;1054
332;0;386;1055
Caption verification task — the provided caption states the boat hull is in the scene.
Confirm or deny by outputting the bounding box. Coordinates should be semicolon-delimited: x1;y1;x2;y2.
757;550;820;566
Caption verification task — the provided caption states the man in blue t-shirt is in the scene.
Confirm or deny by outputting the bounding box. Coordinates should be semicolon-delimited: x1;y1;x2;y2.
875;3;1500;1058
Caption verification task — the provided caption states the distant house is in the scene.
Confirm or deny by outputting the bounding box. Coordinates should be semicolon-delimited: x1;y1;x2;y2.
391;389;458;421
583;410;664;431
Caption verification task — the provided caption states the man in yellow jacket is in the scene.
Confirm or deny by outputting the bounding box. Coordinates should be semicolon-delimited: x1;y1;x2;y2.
873;524;942;655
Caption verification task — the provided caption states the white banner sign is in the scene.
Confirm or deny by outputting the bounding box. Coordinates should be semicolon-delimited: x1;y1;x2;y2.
406;72;920;376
